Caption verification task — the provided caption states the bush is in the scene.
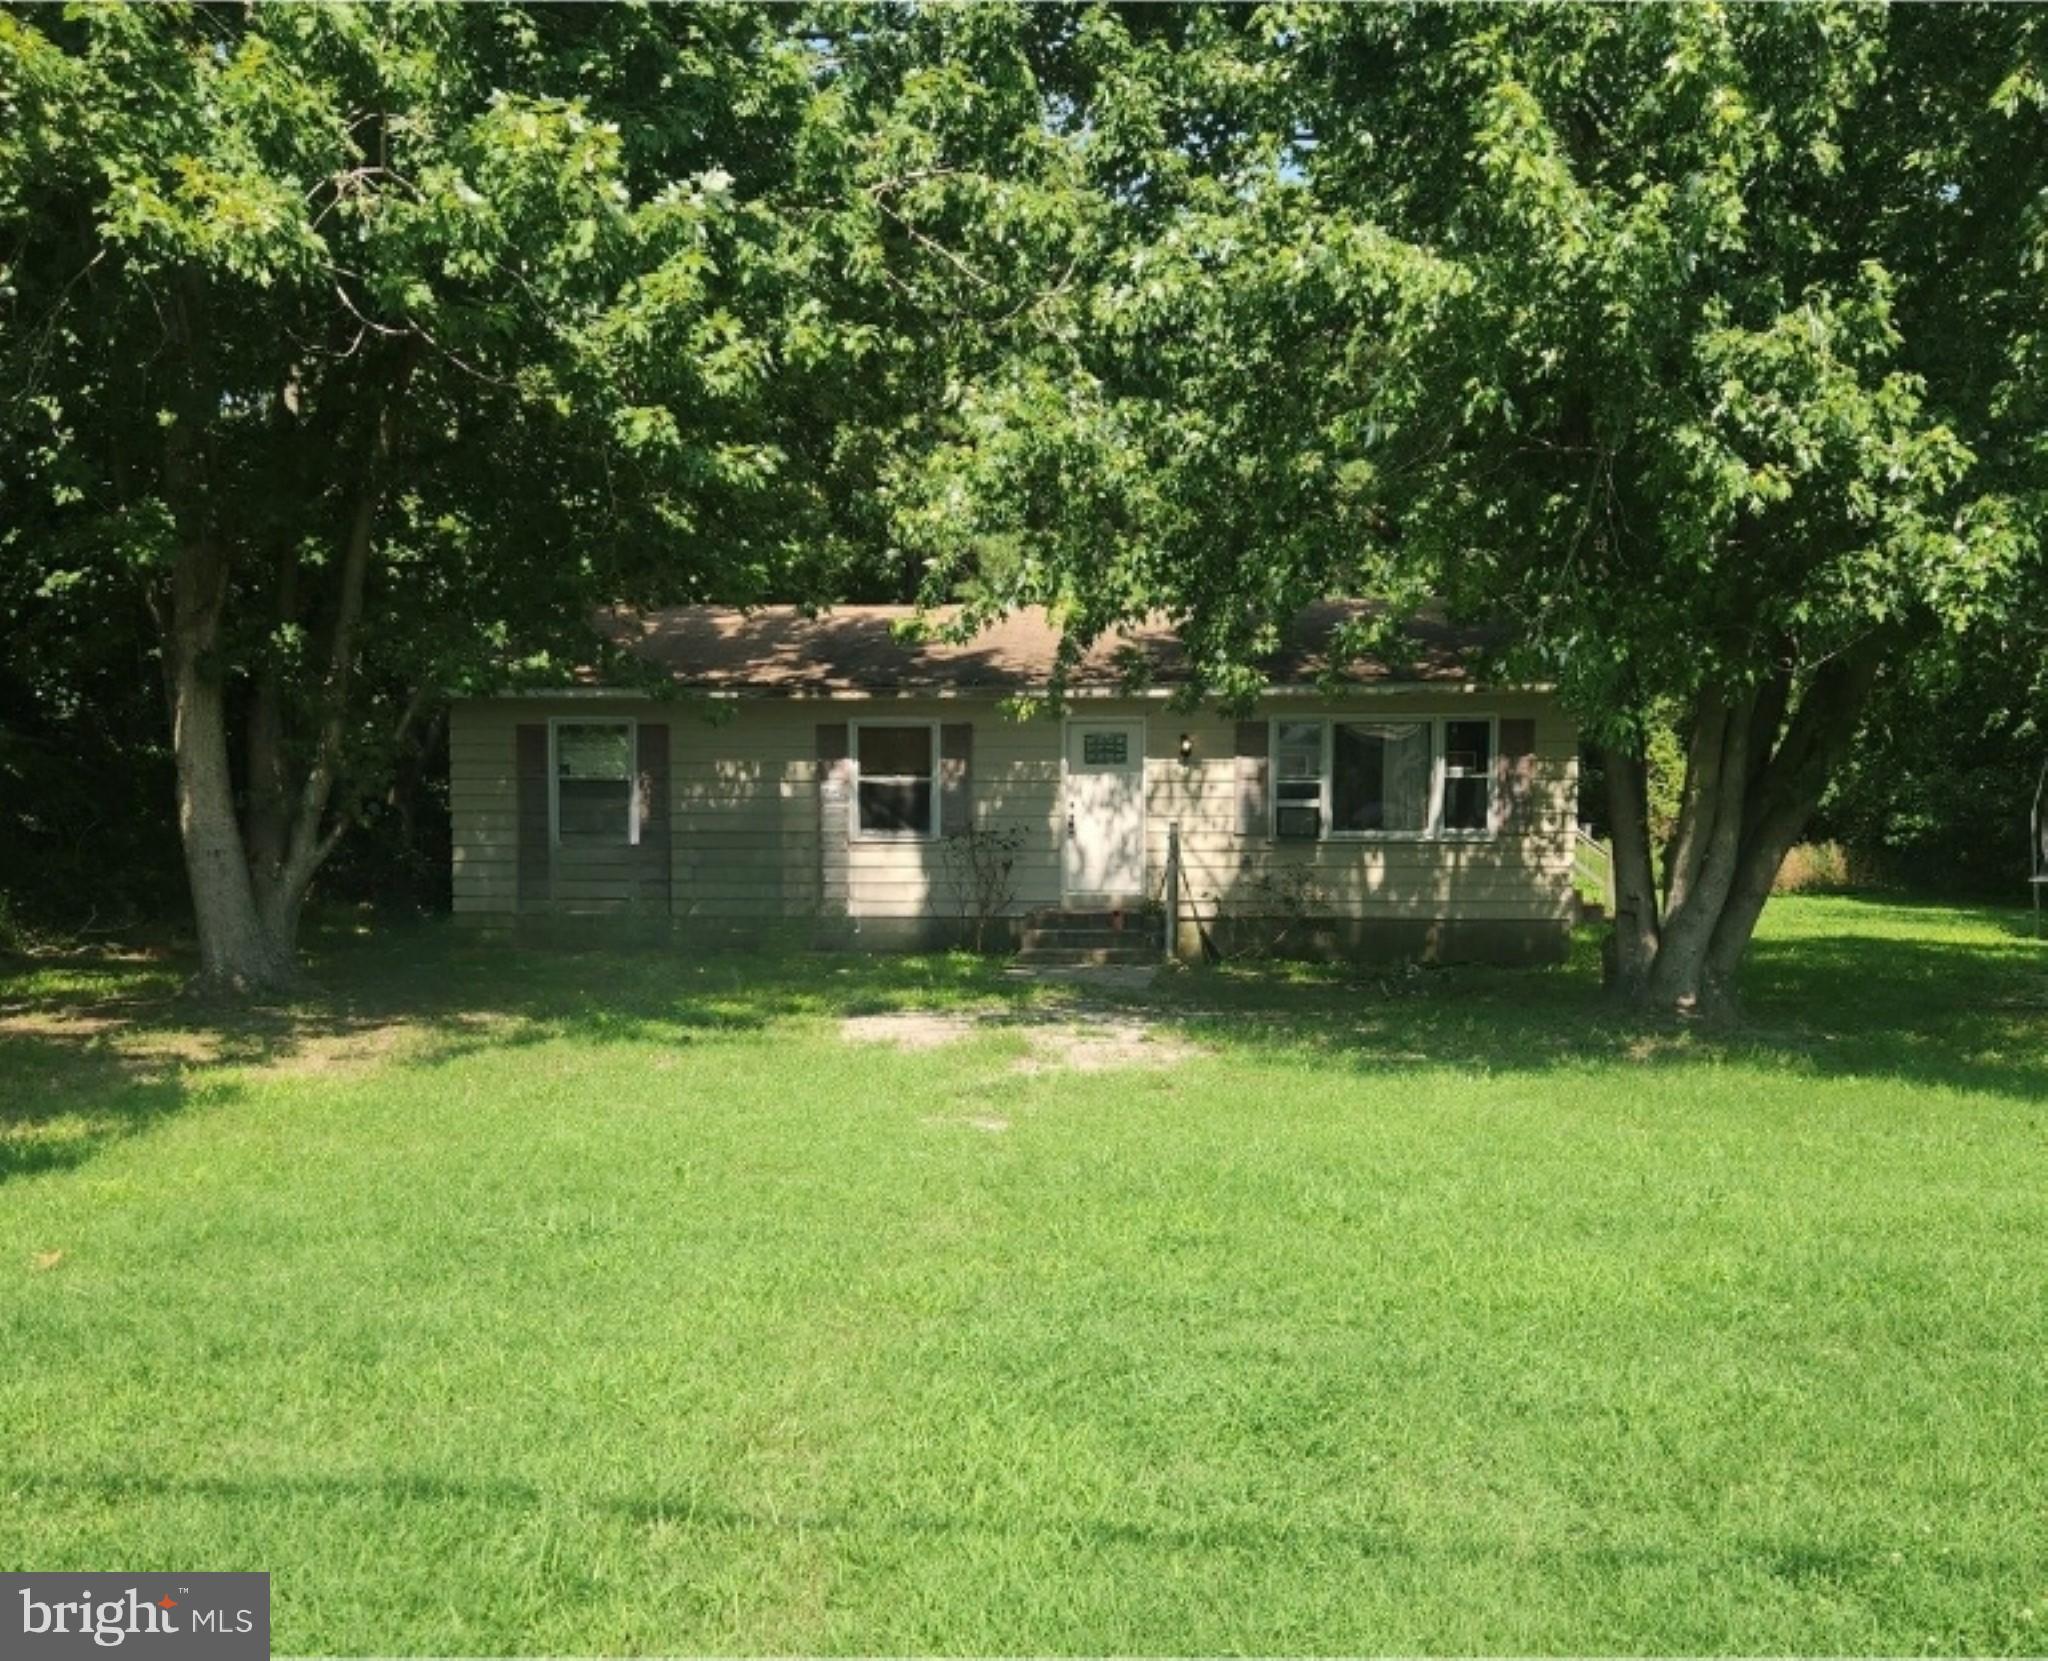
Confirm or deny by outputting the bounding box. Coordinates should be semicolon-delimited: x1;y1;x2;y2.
1773;842;1858;893
938;824;1025;952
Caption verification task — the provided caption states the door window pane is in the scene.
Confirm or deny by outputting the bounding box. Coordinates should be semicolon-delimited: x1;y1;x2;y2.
1081;730;1129;766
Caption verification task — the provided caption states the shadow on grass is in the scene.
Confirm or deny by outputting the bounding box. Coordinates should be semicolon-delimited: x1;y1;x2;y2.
1142;899;2048;1105
0;952;216;1184
0;925;1040;1185
0;1042;209;1186
4;895;2042;1185
300;920;1050;1070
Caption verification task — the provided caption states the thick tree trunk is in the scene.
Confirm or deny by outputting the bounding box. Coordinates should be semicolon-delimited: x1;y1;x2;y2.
1603;643;1887;1021
164;545;297;995
155;301;422;991
1699;648;1884;993
255;874;309;960
1601;744;1661;1001
165;339;417;993
152;282;294;993
156;279;298;993
1648;685;1757;1017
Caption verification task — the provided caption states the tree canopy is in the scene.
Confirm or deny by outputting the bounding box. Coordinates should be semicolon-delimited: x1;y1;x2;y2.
3;2;2043;1007
886;3;2048;1009
2;5;882;985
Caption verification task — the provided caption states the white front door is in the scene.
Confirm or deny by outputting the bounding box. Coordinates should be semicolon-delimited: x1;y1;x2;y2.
1063;719;1146;900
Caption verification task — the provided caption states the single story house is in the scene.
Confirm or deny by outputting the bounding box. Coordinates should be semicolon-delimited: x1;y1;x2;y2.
449;603;1579;962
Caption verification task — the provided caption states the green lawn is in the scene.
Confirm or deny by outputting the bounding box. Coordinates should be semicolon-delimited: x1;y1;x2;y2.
3;896;2046;1655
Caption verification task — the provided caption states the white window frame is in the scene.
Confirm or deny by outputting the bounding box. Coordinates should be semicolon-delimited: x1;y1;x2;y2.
1434;714;1501;840
850;718;941;842
548;716;640;848
1272;718;1330;844
1267;714;1499;842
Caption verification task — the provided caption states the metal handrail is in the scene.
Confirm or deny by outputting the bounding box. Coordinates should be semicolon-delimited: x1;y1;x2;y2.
1162;819;1182;959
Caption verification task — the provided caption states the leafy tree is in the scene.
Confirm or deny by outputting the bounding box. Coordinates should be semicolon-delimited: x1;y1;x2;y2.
7;1;2042;1021
897;3;2046;1014
0;4;845;989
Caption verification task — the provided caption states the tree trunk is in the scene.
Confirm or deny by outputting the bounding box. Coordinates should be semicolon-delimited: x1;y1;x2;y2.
1648;685;1756;1018
244;672;290;889
152;280;296;994
1602;642;1887;1021
255;871;310;960
256;355;415;929
1699;647;1885;993
244;543;302;890
162;337;417;992
1601;744;1661;1001
164;547;297;995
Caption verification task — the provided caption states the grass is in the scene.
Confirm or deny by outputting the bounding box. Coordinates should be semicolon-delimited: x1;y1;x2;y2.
2;895;2046;1655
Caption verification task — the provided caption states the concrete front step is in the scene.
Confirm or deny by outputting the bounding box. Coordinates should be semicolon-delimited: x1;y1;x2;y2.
1015;907;1160;967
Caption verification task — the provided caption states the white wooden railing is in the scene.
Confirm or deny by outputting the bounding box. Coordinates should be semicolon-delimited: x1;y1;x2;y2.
1574;827;1615;911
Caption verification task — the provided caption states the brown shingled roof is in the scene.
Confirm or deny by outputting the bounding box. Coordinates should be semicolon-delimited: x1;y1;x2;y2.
590;602;1496;695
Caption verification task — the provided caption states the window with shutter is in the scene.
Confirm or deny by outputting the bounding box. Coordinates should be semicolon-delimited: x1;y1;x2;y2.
852;723;938;838
551;720;637;845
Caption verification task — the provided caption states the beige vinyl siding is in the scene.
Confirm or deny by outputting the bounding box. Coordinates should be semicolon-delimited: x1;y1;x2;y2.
839;702;1060;918
672;712;817;920
449;696;1069;922
447;706;521;915
1149;692;1577;927
448;690;1577;927
451;697;815;919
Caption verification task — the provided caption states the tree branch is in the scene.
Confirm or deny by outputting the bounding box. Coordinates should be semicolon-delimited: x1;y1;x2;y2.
276;344;420;894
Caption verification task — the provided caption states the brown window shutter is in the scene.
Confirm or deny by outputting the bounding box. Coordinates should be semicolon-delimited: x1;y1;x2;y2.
515;723;549;907
939;722;974;836
635;722;670;840
1498;717;1537;833
635;722;671;906
1234;719;1270;841
816;722;851;918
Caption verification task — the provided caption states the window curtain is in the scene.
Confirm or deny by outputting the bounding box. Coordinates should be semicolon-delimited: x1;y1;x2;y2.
1333;721;1432;833
1382;723;1432;830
